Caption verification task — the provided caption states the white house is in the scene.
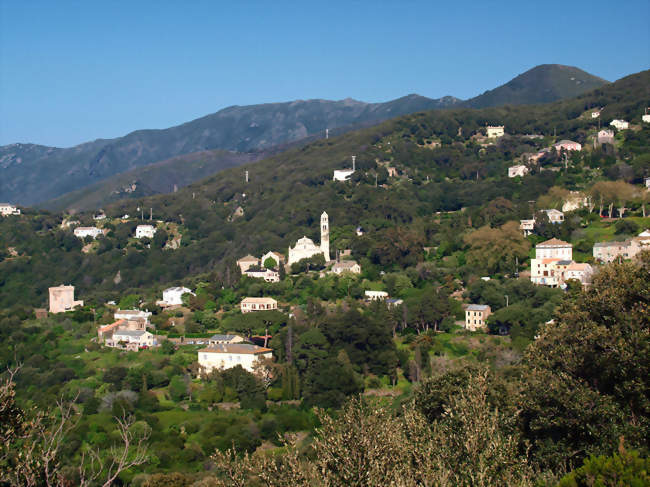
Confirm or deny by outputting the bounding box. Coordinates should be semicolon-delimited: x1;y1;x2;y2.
508;165;529;178
288;211;330;265
198;343;273;373
610;119;629;130
330;260;361;275
135;224;156;239
240;297;278;313
520;219;535;236
109;330;156;349
333;169;355;181
364;290;388;301
73;227;104;239
542;209;564;224
642;114;650;123
0;203;20;216
486;126;504;138
245;268;280;282
530;238;573;286
533;238;573;260
465;304;491;331
159;286;194;306
591;110;600;118
553;140;582;152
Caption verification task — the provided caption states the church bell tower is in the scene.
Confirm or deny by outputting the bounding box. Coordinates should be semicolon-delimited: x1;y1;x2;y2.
320;211;330;262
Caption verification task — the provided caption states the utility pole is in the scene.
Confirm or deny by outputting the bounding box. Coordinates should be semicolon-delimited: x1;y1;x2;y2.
326;128;329;139
352;155;356;172
245;170;249;183
505;295;509;307
150;208;152;221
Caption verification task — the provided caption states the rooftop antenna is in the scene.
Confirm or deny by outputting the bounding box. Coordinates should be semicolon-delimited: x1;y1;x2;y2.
352;155;356;171
326;128;329;139
245;170;249;183
150;208;152;221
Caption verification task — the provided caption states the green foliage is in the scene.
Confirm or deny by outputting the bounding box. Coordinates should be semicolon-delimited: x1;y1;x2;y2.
557;445;649;487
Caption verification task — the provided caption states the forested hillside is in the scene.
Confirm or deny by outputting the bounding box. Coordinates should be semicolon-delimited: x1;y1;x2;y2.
0;69;648;486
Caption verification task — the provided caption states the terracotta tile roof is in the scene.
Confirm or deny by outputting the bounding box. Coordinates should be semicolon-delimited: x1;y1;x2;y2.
98;319;125;333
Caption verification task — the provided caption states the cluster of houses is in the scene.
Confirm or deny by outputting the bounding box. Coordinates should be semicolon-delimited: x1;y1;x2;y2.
0;203;21;216
593;230;650;263
97;309;156;351
530;238;593;288
237;211;362;280
73;223;158;240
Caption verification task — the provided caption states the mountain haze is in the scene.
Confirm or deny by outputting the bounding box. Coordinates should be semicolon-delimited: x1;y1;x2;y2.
1;64;608;207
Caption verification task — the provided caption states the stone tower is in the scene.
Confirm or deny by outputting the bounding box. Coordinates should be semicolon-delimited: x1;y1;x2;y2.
320;211;330;262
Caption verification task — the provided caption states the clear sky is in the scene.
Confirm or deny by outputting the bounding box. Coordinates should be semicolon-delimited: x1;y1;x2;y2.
1;0;648;148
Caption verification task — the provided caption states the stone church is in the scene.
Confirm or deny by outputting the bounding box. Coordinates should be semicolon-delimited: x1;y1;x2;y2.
287;211;330;265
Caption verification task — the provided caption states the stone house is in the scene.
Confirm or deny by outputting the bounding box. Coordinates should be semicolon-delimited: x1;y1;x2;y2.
208;334;244;345
48;285;83;313
553;140;582;152
465;304;491;331
237;255;259;273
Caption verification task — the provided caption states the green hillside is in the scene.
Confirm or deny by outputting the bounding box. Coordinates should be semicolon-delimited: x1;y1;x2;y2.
464;64;608;108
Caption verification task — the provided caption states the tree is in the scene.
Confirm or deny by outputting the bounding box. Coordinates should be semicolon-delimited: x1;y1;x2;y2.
263;257;278;270
1;369;149;487
464;221;530;275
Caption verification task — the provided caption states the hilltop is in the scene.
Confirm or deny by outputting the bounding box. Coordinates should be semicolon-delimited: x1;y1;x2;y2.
1;64;607;208
463;64;608;108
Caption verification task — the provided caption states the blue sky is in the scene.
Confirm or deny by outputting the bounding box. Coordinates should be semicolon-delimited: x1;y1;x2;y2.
1;0;648;147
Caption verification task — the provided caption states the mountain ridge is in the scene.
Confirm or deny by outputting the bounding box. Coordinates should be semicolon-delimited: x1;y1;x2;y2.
1;64;608;207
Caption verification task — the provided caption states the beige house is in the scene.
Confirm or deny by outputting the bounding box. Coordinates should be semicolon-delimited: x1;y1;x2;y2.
465;304;491;331
565;263;594;285
331;260;361;274
198;343;273;373
0;203;20;216
49;285;84;313
597;129;614;145
593;234;649;263
209;334;244;345
240;297;278;313
486;126;504;138
237;255;259;273
520;219;535;236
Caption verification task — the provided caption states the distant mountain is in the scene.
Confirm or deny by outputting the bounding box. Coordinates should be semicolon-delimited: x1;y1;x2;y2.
0;64;607;208
0;95;460;207
43;150;265;212
463;64;608;108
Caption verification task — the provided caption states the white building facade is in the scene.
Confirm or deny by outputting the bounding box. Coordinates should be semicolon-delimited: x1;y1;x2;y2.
135;225;156;239
508;165;529;178
74;227;104;239
198;344;273;373
0;203;20;216
287;211;330;265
